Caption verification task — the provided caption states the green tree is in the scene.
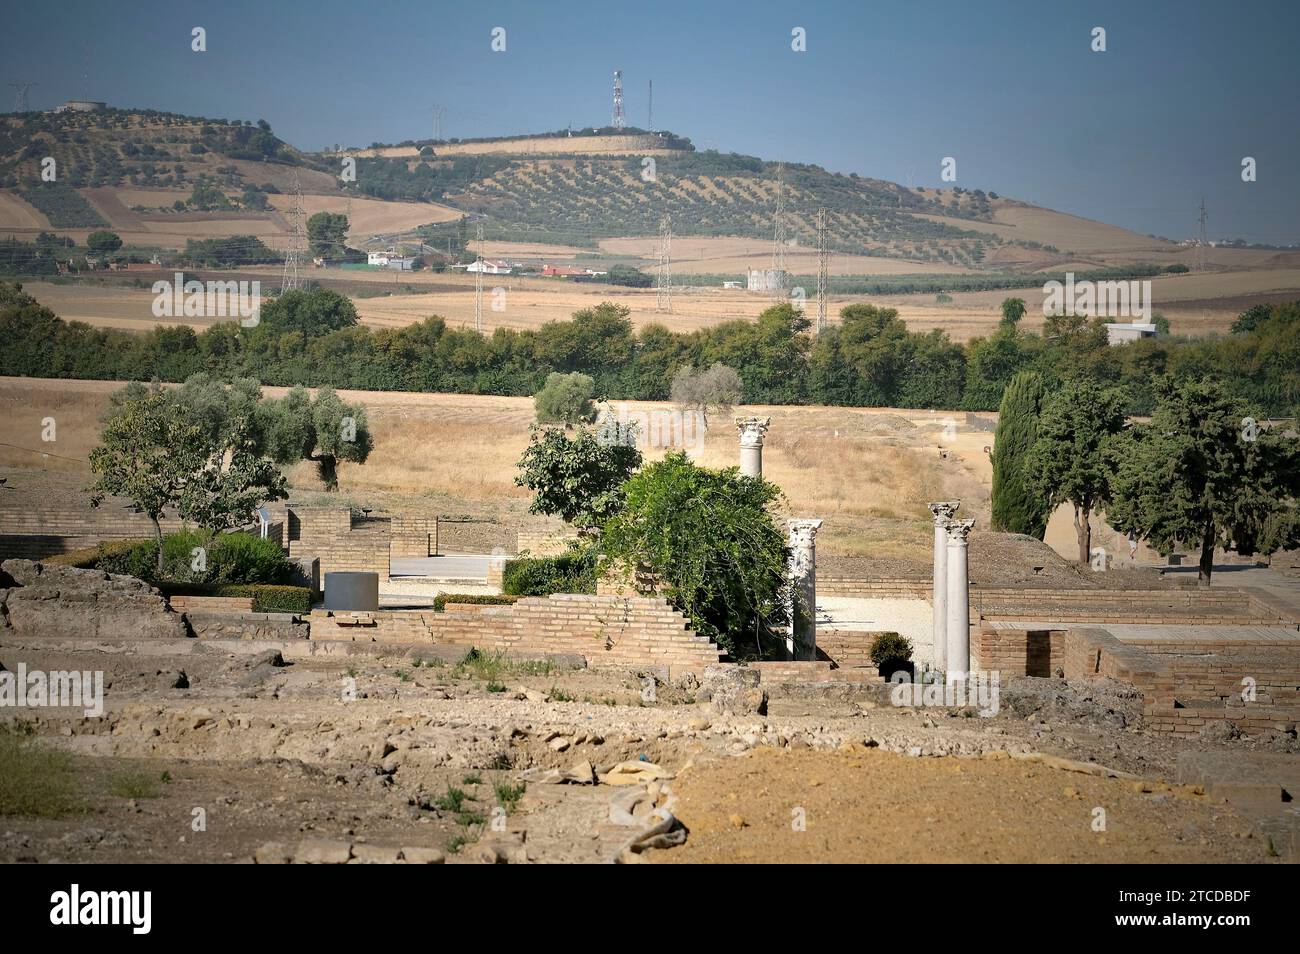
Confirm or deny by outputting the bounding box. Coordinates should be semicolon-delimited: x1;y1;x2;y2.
534;371;596;427
1106;377;1300;585
89;389;206;572
1000;297;1027;327
306;211;349;261
1023;379;1127;564
255;288;358;337
670;362;743;427
259;386;373;492
600;453;787;654
514;425;641;529
86;230;123;254
990;371;1051;538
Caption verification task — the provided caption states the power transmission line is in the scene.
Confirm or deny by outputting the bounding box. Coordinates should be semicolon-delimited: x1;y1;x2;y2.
656;214;672;313
9;81;36;113
816;207;828;333
474;220;484;333
280;174;305;292
770;162;788;301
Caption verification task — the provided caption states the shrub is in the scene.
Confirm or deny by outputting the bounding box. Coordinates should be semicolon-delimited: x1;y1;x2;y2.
869;632;913;672
432;593;520;612
501;550;597;596
94;531;289;586
95;538;161;582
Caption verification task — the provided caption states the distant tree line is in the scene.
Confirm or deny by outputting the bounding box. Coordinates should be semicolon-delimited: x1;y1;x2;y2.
1;281;1297;419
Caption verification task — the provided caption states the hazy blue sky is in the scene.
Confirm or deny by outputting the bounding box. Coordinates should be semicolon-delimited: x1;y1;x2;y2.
4;0;1297;243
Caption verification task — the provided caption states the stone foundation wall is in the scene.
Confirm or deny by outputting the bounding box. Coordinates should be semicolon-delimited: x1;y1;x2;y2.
185;611;308;641
0;559;186;640
977;622;1300;735
308;594;721;672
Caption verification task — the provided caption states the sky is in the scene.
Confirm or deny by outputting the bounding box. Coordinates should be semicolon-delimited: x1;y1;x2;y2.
3;0;1298;244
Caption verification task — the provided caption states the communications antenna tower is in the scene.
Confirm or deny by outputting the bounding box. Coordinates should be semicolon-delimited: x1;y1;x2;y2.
612;70;625;130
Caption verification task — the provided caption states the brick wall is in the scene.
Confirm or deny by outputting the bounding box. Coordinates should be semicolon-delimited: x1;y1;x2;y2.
978;623;1300;735
308;594;722;673
390;514;437;559
815;630;896;669
287;506;390;584
0;497;187;560
168;595;255;613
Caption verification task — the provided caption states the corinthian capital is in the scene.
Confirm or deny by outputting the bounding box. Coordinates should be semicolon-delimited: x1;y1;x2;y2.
944;518;975;543
927;500;961;525
735;416;771;448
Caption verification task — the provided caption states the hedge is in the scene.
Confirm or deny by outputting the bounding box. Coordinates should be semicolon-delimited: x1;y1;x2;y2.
501;553;597;596
159;583;313;615
432;594;519;613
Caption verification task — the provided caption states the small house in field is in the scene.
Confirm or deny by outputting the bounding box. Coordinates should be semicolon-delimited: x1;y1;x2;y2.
367;249;414;270
465;259;513;275
541;264;592;278
1105;321;1158;345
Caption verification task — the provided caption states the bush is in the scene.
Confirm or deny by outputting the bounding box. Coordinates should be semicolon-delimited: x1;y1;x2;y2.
533;371;596;426
68;531;290;587
869;632;913;673
501;551;598;596
95;538;161;582
432;593;520;612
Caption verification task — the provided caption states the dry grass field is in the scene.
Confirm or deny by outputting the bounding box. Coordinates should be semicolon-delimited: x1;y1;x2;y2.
0;377;992;561
0;187;459;250
596;235;975;276
23;252;1299;341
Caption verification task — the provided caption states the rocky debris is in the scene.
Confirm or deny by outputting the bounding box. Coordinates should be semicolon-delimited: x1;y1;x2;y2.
698;665;768;716
254;839;446;864
608;782;686;863
230;649;288;689
0;559;186;640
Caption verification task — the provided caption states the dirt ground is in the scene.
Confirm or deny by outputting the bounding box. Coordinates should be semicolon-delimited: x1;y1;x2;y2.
659;746;1267;864
1;634;1292;864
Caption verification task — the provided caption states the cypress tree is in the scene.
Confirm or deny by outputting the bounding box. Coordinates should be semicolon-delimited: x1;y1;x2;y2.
990;370;1050;537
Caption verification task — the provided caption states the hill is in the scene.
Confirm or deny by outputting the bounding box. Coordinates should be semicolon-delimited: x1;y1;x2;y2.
0;107;1283;277
0;107;459;249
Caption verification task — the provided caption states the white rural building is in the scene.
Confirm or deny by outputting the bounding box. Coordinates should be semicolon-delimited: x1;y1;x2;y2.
465;259;513;275
368;249;415;270
1105;321;1159;345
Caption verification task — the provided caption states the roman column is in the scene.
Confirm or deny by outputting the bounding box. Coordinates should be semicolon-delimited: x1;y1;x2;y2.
787;518;823;660
927;501;960;673
945;518;975;683
735;417;771;478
